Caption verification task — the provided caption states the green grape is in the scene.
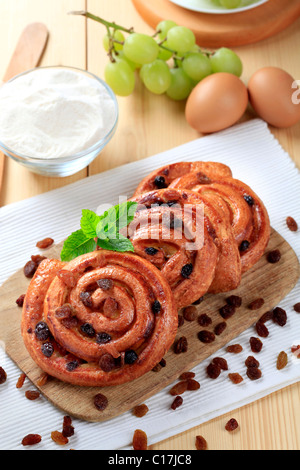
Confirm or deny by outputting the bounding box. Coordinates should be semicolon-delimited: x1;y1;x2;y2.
210;47;243;77
219;0;241;8
166;68;193;101
103;30;125;52
114;50;140;71
182;52;212;82
157;43;173;61
123;33;159;65
104;59;135;96
140;59;172;95
166;26;196;55
156;20;178;40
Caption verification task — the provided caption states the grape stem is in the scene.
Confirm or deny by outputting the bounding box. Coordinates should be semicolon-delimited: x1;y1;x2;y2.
69;10;134;34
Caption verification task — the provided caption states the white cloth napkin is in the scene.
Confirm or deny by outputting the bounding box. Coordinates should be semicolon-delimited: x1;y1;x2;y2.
0;119;299;450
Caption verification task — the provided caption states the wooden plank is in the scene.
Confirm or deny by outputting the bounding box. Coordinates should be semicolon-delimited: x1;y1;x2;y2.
0;228;298;422
0;0;87;207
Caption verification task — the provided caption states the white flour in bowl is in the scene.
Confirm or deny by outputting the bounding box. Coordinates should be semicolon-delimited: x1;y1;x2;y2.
0;68;117;159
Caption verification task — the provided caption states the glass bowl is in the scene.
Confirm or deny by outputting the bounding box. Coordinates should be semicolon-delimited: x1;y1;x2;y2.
0;66;119;177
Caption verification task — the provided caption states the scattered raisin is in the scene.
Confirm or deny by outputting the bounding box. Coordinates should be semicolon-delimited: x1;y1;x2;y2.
183;306;197;321
55;303;75;319
57;269;77;288
171;396;183;410
24;260;37;278
193;296;204;305
94;393;108;411
16;294;25;307
0;366;7;384
34;321;50;341
198;314;212;327
246;367;262;380
169;381;188;396
248;298;264;310
25;390;40;400
239;240;250;252
97;278;113;291
51;431;69;445
125;350;138;364
22;434;42;446
154;175;167;189
228;373;243;384
41;342;54;358
214;322;227;335
293;303;300;313
267;249;281;264
250;337;263;353
286;216;298;232
132;404;149;418
36;372;48;387
276;351;288;370
195;435;208;450
187;379;200;391
244;195;254;206
99;353;116;372
219;304;236;319
80;323;96;338
16;372;26;388
245;356;260;368
31;254;47;265
273;307;287;327
96;332;112;344
80;291;93;308
66;360;79;372
152;300;161;314
212;357;228;370
36;237;54;249
206;362;221;379
198;330;215;344
226;344;243;354
255;321;269;338
226;295;242;308
145;247;158;256
132;429;148;450
174;336;188;353
179;371;195;380
181;263;193;279
259;311;273;323
62;416;75;438
225;418;239;432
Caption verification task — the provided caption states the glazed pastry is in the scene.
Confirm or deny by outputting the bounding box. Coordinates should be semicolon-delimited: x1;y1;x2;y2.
129;188;241;307
132;161;232;197
21;251;178;387
168;172;270;273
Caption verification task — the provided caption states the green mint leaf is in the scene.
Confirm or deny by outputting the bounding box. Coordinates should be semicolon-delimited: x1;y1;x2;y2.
61;229;97;262
97;234;135;252
96;201;138;239
80;209;101;239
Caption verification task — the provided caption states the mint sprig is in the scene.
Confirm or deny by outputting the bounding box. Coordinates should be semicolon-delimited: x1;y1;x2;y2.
61;201;138;262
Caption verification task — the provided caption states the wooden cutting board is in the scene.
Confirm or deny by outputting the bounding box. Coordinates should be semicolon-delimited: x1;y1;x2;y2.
0;228;299;422
131;0;300;48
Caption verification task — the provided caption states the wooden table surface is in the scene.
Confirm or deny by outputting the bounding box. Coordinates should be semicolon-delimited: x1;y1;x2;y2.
0;0;299;451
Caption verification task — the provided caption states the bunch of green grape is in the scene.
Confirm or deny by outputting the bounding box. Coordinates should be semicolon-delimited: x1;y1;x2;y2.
103;20;243;100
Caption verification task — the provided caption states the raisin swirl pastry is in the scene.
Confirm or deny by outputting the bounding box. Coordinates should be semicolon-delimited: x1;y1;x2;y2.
21;251;177;387
129;188;241;308
169;172;270;273
133;161;232;197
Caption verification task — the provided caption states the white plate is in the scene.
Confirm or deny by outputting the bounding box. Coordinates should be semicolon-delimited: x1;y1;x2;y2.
168;0;269;14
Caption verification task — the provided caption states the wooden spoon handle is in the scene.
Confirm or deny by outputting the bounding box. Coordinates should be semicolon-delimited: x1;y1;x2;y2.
0;23;49;202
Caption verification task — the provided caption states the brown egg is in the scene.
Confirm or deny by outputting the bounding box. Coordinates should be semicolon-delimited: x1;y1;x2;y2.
185;72;248;134
248;67;300;128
